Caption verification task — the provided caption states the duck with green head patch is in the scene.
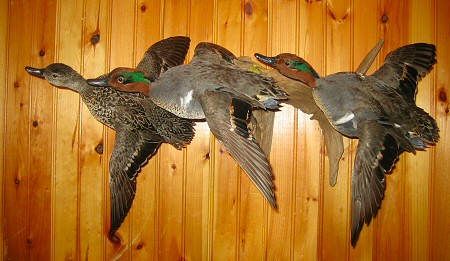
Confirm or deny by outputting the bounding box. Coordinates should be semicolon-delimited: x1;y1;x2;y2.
88;42;289;208
25;36;193;242
255;43;439;247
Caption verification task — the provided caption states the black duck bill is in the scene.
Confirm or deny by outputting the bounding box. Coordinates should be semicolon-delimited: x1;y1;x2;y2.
25;66;45;78
254;53;278;67
86;76;110;87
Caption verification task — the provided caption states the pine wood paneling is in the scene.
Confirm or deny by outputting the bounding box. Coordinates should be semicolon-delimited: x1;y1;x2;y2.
350;1;379;260
185;1;214;260
29;0;57;260
266;1;297;260
0;0;7;256
1;0;449;260
295;1;324;260
432;0;450;259
239;1;268;260
107;0;135;259
322;0;352;259
4;1;34;259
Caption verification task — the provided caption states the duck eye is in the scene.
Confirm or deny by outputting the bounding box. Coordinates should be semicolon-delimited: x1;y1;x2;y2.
52;73;59;78
117;76;124;84
284;61;291;66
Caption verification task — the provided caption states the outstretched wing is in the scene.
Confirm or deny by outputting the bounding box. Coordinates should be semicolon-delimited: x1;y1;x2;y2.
351;120;402;246
108;126;162;238
198;90;277;207
137;36;191;80
371;43;436;100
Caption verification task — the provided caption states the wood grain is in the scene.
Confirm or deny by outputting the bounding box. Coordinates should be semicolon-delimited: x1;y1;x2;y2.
29;0;57;260
4;0;33;259
53;0;83;259
432;0;450;260
1;0;449;260
0;0;6;256
211;1;242;260
350;1;379;260
184;1;214;260
130;0;162;260
321;0;352;259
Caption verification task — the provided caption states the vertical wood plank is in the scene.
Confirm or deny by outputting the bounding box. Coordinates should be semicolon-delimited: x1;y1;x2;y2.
0;0;7;256
350;0;378;259
130;0;162;260
184;1;214;260
295;1;325;260
375;1;409;260
239;0;268;260
321;0;352;259
211;1;241;260
107;0;135;259
266;1;297;260
80;0;110;259
3;0;33;259
432;0;450;259
157;1;190;260
28;0;57;259
404;1;434;261
54;0;83;259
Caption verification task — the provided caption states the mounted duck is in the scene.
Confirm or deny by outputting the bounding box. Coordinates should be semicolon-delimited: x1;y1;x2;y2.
255;43;439;246
25;36;194;242
87;42;289;208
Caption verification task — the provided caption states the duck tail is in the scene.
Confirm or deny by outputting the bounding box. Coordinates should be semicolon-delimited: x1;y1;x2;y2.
412;108;440;147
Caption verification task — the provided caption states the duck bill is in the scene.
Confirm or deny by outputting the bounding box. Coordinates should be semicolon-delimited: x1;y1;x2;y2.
86;77;110;87
254;53;278;68
25;66;45;78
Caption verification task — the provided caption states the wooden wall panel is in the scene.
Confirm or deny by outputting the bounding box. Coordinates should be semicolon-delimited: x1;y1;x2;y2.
1;0;449;260
0;0;6;256
4;1;34;259
322;0;352;259
54;0;83;259
266;1;297;260
351;1;379;260
432;0;450;259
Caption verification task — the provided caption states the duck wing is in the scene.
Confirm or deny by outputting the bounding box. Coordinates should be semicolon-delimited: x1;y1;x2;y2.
198;90;276;207
137;36;191;80
351;119;418;246
371;43;436;100
108;125;162;238
117;97;196;149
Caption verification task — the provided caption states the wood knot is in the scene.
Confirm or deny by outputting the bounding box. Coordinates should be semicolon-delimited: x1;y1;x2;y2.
381;14;389;23
32;121;39;127
140;4;147;12
95;143;104;155
91;34;100;45
171;163;177;170
439;90;447;102
205;152;210;159
27;239;32;247
14;82;20;88
244;1;253;16
39;50;46;57
15;179;20;185
136;243;143;250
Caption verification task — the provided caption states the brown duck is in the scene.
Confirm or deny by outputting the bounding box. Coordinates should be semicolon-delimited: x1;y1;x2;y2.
25;36;194;241
87;43;289;208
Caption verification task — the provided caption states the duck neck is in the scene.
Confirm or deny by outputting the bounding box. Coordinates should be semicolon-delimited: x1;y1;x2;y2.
282;69;319;88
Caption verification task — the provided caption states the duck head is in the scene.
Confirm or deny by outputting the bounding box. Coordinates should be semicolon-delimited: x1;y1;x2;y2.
25;63;85;91
87;67;152;96
254;53;320;88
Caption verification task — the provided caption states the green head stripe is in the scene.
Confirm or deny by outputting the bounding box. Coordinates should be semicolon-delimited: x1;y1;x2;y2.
291;61;320;78
121;71;150;84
